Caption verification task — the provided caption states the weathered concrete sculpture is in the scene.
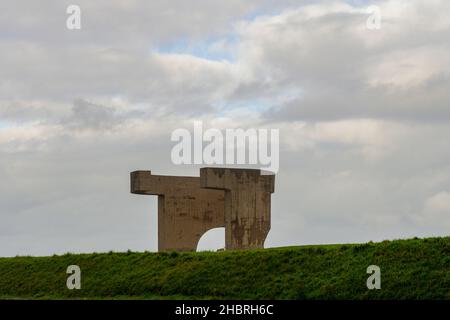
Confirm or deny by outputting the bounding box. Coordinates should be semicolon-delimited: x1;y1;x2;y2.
130;168;275;251
200;168;274;250
130;171;225;252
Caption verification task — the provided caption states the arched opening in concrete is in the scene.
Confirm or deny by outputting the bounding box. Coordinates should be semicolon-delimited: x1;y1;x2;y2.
262;229;273;248
196;227;225;252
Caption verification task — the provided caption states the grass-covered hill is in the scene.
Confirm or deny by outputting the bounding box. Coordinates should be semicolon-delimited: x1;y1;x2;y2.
0;237;449;300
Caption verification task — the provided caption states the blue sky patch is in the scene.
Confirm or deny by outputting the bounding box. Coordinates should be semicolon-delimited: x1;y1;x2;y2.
155;33;240;63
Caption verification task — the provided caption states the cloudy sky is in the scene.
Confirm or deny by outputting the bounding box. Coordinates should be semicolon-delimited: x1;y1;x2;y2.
1;0;449;257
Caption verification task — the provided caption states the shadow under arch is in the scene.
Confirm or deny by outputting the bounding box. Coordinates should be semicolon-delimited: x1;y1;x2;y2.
196;227;225;252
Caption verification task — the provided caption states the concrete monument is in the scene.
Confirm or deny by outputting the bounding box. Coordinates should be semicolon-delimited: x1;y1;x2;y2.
130;168;275;251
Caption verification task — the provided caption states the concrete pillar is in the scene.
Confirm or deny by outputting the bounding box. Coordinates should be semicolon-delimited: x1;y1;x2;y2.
131;171;225;251
200;168;275;250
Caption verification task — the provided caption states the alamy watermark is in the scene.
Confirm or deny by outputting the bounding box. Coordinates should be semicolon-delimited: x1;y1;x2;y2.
366;5;381;30
366;265;381;289
66;5;81;30
171;121;279;173
66;265;81;289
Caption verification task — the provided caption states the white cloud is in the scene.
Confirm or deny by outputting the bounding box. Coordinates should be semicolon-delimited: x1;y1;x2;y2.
415;191;450;229
279;119;408;161
366;47;450;89
425;192;450;213
1;0;450;256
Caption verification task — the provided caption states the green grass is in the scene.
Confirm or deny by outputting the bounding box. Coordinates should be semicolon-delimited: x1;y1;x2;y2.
0;237;449;300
